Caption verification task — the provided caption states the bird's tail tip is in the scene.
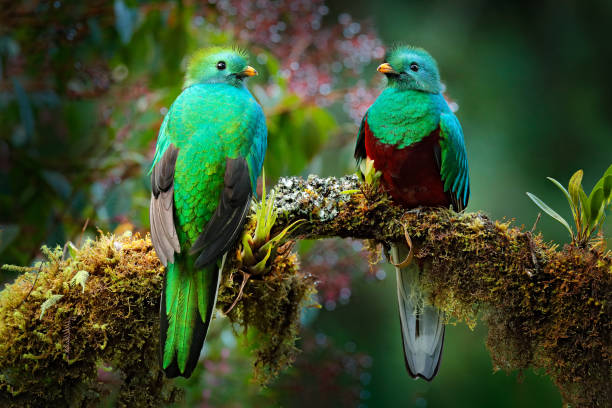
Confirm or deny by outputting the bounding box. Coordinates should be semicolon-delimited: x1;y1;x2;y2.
402;323;445;381
159;261;220;379
392;243;446;381
159;284;207;379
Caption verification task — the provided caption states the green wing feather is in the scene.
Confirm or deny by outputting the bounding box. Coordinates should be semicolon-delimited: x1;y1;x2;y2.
439;112;470;210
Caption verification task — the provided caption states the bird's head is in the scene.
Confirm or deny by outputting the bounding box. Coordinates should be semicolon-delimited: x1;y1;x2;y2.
377;46;441;93
184;47;257;88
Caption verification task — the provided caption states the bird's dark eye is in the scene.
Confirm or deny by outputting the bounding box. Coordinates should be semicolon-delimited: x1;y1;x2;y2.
409;63;419;72
216;61;226;70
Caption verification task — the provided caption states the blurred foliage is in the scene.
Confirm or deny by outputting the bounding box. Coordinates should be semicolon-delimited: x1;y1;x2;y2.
2;0;612;407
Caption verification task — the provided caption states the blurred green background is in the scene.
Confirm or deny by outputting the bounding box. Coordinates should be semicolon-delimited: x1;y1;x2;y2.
1;0;611;407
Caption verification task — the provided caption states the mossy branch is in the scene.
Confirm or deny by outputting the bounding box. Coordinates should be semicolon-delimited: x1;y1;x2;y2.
1;175;610;407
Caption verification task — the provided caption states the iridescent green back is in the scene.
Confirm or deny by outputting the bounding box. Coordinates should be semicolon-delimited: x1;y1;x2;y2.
155;83;266;246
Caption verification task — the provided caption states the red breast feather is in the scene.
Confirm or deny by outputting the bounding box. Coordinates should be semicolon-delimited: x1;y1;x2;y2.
364;120;450;209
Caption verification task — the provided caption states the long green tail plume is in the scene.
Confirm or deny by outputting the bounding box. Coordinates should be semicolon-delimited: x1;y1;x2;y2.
160;253;221;378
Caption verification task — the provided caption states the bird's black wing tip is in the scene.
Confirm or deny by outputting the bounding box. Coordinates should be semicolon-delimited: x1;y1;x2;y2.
193;252;217;269
354;112;368;161
190;157;252;267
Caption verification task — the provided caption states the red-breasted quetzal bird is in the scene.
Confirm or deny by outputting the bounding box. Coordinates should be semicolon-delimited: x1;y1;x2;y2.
149;47;267;378
354;46;470;381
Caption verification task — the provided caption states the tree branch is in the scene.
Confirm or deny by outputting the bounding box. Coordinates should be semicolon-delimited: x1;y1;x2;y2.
1;176;610;407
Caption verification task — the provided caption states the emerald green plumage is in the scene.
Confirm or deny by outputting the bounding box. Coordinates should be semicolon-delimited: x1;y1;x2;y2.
150;47;266;378
366;88;440;148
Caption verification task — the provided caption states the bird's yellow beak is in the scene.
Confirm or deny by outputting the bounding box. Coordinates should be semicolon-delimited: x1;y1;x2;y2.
377;63;398;75
241;66;258;77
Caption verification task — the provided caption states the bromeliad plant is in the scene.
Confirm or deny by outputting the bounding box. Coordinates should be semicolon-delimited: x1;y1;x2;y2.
239;174;305;274
527;164;612;247
226;172;305;312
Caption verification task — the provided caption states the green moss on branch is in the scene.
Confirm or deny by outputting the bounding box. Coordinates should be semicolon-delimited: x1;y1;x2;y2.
0;233;179;407
1;175;610;407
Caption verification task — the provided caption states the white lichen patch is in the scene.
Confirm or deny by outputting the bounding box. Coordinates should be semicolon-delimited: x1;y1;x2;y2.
274;175;360;222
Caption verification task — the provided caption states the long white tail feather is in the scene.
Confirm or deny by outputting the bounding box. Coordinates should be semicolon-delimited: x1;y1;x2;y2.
391;242;445;381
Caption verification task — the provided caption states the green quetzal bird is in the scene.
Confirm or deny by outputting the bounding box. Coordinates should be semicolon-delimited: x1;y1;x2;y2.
354;46;470;380
149;47;267;378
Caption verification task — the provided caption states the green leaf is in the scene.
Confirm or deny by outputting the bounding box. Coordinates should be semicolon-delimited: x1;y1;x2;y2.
567;170;585;232
588;187;606;228
253;189;277;246
360;157;382;187
252;245;273;274
604;174;612;204
257;219;305;257
66;241;78;259
578;189;590;236
601;162;612;180
568;169;584;210
547;177;572;205
261;167;266;200
547;177;576;222
589;163;612;206
600;163;612;204
240;233;255;265
526;192;573;237
252;169;278;246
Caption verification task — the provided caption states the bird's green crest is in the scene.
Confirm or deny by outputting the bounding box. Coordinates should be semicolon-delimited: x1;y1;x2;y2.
381;45;442;93
184;46;254;88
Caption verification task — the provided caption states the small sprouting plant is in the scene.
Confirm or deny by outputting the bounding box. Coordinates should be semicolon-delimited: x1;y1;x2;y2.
527;164;612;247
359;157;382;187
237;171;305;275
